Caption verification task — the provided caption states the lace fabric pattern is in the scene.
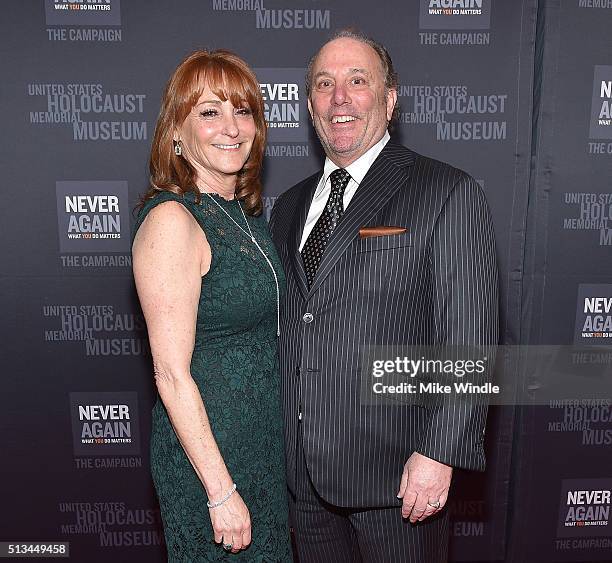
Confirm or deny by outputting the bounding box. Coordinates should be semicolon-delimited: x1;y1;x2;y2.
135;191;291;562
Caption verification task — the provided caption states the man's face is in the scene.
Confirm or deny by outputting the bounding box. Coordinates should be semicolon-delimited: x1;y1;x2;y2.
308;37;397;167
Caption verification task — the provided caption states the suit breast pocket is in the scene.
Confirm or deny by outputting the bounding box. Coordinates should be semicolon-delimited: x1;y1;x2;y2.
355;232;412;253
351;233;413;291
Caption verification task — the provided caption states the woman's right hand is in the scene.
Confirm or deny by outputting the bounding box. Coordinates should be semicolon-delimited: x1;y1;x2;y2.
209;491;252;554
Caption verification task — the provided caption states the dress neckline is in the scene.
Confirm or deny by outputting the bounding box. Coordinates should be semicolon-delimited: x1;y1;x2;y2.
199;192;241;210
200;191;236;203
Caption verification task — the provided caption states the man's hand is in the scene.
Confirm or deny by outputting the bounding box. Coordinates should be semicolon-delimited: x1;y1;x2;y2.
397;452;452;523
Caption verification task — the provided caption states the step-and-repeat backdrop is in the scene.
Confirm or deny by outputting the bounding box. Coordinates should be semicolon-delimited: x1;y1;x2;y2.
1;1;610;561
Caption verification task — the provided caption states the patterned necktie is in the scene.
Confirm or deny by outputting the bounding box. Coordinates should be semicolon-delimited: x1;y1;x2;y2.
301;168;351;288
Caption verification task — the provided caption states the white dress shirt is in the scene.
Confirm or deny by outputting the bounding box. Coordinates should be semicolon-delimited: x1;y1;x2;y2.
299;131;391;251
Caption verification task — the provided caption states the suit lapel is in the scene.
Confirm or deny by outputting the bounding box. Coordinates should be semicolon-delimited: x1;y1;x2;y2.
287;172;322;300
308;143;416;297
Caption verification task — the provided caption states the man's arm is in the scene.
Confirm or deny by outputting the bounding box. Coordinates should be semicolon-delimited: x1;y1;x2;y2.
398;173;499;522
268;193;282;238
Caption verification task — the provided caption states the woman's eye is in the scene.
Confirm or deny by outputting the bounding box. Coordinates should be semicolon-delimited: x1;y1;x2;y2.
236;107;252;116
200;109;218;118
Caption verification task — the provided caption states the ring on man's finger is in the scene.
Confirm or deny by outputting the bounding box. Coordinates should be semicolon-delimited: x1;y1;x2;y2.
427;500;441;509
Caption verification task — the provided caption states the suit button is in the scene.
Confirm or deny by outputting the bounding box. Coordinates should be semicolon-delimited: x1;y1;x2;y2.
302;313;314;323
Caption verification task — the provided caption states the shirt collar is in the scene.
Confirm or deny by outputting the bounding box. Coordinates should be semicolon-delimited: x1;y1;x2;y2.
317;130;390;197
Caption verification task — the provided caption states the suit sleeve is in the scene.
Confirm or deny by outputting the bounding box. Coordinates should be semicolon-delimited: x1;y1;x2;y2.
268;191;286;243
416;173;499;471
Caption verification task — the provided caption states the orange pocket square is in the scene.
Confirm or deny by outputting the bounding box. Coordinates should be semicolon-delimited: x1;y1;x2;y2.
359;226;407;239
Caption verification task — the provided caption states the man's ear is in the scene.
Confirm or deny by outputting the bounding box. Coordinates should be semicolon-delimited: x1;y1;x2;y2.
386;88;398;122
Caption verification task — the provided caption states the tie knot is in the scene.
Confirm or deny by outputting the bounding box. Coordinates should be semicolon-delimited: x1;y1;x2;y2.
329;168;351;196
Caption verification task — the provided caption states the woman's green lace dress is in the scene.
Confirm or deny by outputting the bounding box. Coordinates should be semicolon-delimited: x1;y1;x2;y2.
134;191;291;562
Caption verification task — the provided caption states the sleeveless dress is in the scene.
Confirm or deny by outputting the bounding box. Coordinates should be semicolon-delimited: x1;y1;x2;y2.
133;190;291;562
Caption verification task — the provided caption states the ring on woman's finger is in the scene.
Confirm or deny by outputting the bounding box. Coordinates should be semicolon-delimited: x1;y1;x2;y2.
222;543;233;551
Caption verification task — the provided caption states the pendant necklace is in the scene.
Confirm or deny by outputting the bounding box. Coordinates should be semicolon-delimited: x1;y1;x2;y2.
204;192;280;337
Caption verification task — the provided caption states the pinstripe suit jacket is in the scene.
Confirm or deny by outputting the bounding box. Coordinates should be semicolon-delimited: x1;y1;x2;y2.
269;141;499;508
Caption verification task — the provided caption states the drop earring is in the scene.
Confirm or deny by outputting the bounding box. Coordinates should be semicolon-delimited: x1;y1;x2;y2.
174;140;182;156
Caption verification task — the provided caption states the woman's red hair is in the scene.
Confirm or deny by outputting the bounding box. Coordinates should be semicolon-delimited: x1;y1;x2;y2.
140;49;266;215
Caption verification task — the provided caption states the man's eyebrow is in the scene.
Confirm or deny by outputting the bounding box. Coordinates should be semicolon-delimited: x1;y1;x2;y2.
313;68;371;80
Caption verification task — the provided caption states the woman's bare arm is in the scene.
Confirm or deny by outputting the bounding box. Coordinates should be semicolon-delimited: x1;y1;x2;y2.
132;201;250;551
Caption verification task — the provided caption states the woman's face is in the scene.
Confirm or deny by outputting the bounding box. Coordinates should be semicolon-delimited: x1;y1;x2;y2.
177;84;256;180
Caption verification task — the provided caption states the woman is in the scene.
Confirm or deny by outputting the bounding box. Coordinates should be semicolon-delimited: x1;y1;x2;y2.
132;50;291;561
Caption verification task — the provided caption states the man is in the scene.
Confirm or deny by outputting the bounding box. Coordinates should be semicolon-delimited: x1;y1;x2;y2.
269;29;499;562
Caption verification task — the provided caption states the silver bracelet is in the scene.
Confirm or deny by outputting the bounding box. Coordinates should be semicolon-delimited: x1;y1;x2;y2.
206;483;237;509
